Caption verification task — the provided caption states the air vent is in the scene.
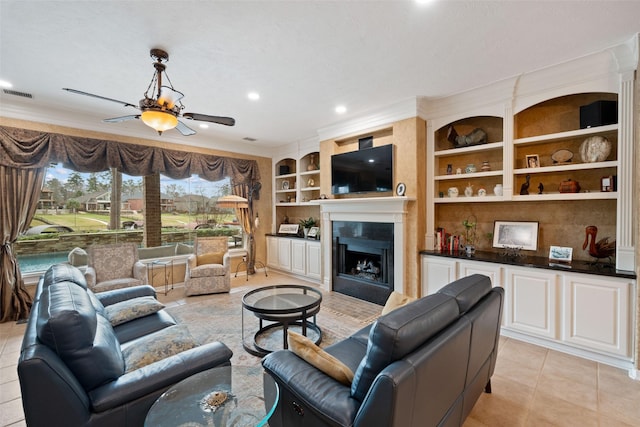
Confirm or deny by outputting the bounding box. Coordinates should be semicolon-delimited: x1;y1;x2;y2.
243;137;257;142
3;89;33;98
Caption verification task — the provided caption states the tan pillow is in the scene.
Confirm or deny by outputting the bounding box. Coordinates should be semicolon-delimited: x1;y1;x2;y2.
197;251;224;266
381;291;417;316
287;331;354;386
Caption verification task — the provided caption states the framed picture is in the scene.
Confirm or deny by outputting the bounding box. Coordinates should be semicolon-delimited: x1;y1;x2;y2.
525;154;540;168
282;181;290;190
278;224;299;234
307;226;319;238
395;182;406;196
549;245;573;263
492;221;539;251
601;175;614;192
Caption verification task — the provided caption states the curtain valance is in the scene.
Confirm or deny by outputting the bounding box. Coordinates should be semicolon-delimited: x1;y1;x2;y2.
0;126;260;183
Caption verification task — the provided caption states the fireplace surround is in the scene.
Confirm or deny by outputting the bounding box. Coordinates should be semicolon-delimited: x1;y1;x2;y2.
319;197;413;304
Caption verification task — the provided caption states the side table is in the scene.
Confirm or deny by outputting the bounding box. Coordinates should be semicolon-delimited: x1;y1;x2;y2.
145;365;278;427
145;259;174;295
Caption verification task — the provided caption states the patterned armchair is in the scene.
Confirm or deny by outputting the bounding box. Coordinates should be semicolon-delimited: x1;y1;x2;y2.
84;243;148;293
184;236;231;296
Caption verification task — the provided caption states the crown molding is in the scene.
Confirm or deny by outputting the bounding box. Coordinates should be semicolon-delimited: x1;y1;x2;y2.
316;97;418;142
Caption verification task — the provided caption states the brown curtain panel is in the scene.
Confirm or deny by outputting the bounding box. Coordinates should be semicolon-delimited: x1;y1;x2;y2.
0;125;260;322
0;166;45;321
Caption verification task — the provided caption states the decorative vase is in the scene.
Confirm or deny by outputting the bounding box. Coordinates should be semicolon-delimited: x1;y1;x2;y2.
465;164;477;173
303;227;310;238
481;161;491;171
464;184;474;197
493;184;503;196
307;154;318;171
448;187;459;198
447;164;453;175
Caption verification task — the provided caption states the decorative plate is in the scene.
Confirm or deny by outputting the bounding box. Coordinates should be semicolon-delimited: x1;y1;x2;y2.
551;149;573;164
395;182;406;196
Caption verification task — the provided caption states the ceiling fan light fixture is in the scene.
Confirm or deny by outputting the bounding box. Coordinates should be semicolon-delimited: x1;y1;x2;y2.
158;85;183;109
140;109;178;134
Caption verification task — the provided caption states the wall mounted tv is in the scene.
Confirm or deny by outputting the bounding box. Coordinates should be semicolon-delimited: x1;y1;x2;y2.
331;144;394;195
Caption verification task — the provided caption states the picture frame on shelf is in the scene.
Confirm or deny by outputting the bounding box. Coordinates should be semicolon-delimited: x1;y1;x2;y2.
282;181;290;190
307;226;319;238
549;245;573;263
395;182;406;196
492;221;539;251
600;175;615;192
278;224;299;234
526;154;540;168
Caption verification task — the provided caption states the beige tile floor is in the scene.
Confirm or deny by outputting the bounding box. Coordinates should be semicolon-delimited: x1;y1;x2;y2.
2;271;640;426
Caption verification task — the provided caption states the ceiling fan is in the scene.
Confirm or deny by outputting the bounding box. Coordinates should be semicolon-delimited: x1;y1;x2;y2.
63;48;235;136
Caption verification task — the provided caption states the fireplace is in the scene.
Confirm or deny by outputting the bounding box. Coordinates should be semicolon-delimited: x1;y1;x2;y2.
319;196;412;305
333;221;393;305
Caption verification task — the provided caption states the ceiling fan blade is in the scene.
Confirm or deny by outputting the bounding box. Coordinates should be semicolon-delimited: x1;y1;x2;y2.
63;88;138;109
183;112;235;127
175;120;196;136
103;115;140;123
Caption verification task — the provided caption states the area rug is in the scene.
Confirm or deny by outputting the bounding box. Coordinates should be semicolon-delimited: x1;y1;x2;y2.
166;283;381;367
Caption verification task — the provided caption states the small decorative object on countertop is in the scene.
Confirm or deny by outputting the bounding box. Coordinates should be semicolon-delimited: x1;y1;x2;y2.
465;164;477;174
481;161;491;171
448;187;459;198
558;179;581;193
538;182;544;194
477;188;487;197
464;183;474;197
447;164;453;175
551;149;573;164
493;184;503;196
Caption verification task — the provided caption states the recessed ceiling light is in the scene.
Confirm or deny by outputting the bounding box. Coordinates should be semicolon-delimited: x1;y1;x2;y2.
0;80;12;88
248;92;260;101
335;105;347;114
199;123;209;129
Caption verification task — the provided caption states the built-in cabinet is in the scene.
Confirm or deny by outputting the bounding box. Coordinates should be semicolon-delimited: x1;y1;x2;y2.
421;254;635;369
266;236;321;282
274;151;321;206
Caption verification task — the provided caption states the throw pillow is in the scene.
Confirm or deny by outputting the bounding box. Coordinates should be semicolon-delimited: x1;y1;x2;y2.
122;325;198;373
381;291;417;316
197;251;224;266
104;296;165;326
287;331;354;386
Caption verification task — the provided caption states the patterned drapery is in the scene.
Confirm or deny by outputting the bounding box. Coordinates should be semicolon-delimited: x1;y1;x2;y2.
0;125;261;321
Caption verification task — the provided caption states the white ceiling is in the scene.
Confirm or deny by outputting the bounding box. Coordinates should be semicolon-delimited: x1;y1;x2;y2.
1;1;639;157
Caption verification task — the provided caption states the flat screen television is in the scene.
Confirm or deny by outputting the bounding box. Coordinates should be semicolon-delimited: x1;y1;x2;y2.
331;144;394;195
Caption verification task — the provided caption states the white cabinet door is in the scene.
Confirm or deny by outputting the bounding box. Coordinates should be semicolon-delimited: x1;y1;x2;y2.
505;267;558;339
277;238;292;271
291;240;306;275
306;241;322;281
421;256;457;295
458;260;503;287
562;273;632;357
266;236;279;268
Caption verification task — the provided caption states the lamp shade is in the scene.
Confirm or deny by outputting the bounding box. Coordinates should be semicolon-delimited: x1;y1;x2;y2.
216;195;249;209
140;109;178;133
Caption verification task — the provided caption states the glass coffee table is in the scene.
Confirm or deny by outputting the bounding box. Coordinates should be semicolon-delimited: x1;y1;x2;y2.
145;365;278;427
242;284;323;356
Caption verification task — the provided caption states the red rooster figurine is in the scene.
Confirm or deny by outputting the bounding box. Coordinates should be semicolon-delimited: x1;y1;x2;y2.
582;225;615;264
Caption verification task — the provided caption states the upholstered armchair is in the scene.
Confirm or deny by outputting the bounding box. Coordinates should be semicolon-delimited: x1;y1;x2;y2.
84;243;148;293
184;236;231;296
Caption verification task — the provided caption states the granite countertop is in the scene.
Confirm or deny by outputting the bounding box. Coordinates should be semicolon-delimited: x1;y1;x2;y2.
420;249;636;280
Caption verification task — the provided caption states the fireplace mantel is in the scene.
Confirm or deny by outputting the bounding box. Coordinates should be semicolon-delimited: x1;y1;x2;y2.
318;196;415;296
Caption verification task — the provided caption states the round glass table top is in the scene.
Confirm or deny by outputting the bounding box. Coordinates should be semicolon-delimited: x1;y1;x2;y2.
145;365;278;427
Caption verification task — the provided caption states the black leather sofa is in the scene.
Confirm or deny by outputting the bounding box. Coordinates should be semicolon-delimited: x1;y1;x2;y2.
262;274;504;427
18;264;233;427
